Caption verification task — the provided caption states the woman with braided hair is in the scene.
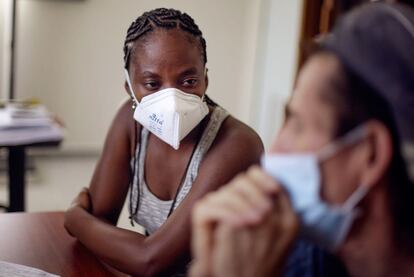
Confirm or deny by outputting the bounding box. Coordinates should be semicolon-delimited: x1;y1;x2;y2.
64;8;263;276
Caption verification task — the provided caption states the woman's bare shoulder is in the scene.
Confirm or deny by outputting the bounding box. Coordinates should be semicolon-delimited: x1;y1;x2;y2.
113;98;135;127
200;114;264;179
215;115;264;157
103;98;140;156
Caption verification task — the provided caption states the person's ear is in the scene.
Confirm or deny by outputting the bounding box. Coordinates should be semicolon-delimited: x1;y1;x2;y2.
359;120;393;189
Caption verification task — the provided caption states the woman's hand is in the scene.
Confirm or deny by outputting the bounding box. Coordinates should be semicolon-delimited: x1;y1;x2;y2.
64;187;93;236
190;166;299;277
69;187;93;212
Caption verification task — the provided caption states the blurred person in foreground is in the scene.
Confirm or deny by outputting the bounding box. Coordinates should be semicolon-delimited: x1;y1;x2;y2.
191;3;414;277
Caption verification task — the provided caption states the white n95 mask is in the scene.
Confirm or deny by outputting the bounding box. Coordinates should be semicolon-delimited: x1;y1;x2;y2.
261;125;370;251
125;69;209;150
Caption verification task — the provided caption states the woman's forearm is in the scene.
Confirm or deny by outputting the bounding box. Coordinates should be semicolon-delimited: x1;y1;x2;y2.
64;206;152;275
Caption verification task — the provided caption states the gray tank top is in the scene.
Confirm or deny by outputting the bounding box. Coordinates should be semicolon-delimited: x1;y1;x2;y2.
129;106;229;234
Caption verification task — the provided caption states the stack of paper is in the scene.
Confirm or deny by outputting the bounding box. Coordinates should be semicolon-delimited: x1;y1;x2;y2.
0;102;64;146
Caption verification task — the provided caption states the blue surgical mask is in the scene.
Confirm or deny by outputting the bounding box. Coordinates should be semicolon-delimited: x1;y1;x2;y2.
261;125;370;251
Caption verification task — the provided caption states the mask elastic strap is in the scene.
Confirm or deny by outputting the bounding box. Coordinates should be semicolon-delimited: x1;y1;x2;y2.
342;184;370;212
124;69;140;105
318;125;368;161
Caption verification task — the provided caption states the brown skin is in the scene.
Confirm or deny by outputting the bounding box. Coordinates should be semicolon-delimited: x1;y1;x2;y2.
191;53;414;277
64;29;264;276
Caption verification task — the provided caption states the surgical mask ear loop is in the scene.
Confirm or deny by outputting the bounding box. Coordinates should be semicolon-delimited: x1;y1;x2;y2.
330;184;370;251
317;125;368;162
315;124;369;212
124;69;140;108
342;184;370;212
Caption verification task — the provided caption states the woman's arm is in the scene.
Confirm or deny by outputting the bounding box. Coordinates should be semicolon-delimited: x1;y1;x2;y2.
88;100;136;224
65;115;264;276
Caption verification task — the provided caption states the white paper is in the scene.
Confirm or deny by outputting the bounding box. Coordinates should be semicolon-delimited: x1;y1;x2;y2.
0;261;59;277
0;105;53;129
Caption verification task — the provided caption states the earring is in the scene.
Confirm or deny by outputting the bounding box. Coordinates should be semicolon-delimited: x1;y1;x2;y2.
131;97;137;110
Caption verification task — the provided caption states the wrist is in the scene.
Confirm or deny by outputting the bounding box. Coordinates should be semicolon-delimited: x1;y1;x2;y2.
64;205;88;237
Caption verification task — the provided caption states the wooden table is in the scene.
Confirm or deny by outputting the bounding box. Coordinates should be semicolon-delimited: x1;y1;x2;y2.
0;212;127;277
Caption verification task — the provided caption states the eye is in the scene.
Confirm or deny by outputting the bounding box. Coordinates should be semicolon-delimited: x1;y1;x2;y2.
143;80;160;91
182;78;198;88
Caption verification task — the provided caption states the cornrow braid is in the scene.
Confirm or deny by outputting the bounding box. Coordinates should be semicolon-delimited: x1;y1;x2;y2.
123;8;207;69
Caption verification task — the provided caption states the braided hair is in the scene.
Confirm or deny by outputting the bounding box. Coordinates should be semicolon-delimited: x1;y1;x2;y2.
123;8;207;70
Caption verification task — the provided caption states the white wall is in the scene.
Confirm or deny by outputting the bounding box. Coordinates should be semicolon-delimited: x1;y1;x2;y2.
251;0;304;148
0;0;13;100
0;2;3;97
12;0;261;152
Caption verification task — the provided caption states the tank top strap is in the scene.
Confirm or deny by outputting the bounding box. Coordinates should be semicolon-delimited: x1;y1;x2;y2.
137;128;150;194
173;106;229;208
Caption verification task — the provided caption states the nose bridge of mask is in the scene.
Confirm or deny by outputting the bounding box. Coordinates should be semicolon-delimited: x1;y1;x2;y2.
317;125;368;162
